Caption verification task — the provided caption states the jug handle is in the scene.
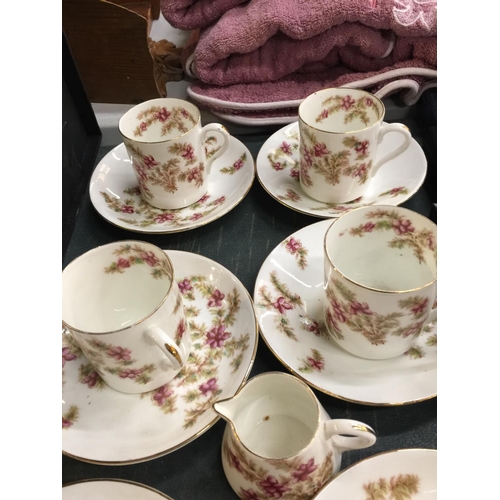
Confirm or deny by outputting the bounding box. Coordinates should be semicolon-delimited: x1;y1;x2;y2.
324;419;376;453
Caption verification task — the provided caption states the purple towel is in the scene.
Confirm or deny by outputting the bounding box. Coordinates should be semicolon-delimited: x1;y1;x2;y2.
187;59;437;125
179;0;437;124
161;0;247;30
188;0;437;85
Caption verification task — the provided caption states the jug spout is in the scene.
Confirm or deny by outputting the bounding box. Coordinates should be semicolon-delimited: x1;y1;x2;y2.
212;396;239;424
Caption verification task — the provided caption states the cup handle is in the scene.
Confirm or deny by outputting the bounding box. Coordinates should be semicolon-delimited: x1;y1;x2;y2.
144;325;183;371
324;419;377;453
200;123;231;175
372;123;412;176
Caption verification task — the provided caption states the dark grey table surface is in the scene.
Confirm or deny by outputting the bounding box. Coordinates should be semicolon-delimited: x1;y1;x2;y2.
62;115;437;499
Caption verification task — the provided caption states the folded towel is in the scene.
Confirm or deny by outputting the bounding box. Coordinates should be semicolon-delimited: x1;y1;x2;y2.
207;79;437;125
187;61;437;125
187;0;437;85
180;0;437;125
161;0;247;30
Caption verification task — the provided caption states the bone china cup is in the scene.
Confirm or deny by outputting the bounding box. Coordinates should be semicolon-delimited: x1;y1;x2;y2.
324;206;437;360
62;241;191;394
298;88;412;203
119;97;231;209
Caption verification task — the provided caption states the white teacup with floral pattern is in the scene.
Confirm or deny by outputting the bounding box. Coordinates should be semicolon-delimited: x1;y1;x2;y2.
324;205;437;360
62;241;191;394
119;98;230;209
299;88;412;203
213;371;376;500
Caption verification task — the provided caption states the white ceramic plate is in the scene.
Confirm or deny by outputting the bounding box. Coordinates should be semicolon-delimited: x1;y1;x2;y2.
253;219;437;405
313;449;437;499
89;137;255;233
62;250;258;464
63;479;174;500
256;121;427;217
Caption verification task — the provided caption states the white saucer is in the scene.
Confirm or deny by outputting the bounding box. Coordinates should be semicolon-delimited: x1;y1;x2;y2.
256;122;427;217
62;250;258;465
89;137;255;233
63;479;174;500
253;219;437;405
313;449;437;499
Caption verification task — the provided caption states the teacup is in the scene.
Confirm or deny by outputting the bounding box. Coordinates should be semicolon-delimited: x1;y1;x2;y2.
62;241;191;394
323;205;437;360
213;371;376;499
298;88;412;203
119;98;230;209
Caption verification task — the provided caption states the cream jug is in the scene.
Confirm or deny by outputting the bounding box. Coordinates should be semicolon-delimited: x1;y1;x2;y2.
213;372;377;499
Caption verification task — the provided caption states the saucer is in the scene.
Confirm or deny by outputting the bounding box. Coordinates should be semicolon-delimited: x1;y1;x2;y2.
313;449;437;499
89;137;255;233
256;122;427;218
63;479;174;500
253;219;437;405
62;250;258;465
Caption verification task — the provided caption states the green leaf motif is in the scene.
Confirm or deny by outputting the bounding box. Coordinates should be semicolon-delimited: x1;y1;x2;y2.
426;334;437;346
364;474;420;500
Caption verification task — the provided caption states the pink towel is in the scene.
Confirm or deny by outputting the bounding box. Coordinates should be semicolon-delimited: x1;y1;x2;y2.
187;60;437;125
161;0;247;30
181;0;437;124
188;0;437;85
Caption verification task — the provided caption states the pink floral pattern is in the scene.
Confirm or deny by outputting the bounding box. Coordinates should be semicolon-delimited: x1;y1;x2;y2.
220;153;248;175
273;297;293;314
124;141;205;204
300;130;373;189
147;274;250;429
206;325;231;348
133;105;196;137
104;243;170;279
347;209;437;265
62;405;79;430
261;124;420;218
62;347;77;367
277;189;302;203
208;289;225;308
283;237;308;269
101;188;227;229
267;140;300;179
199;377;219;395
257;271;303;341
258;272;330;344
224;431;334;500
175;319;186;345
62;333;82;368
299;349;326;373
62;269;255;440
77;336;160;387
379;186;409;198
79;365;103;389
315;94;379;127
270;145;411;216
325;278;432;346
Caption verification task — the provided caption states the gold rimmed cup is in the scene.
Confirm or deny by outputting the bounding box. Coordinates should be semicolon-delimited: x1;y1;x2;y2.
119;98;231;210
298;88;412;204
323;205;437;360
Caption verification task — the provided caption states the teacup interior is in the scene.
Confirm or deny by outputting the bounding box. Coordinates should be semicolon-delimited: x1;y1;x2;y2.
299;88;383;133
62;243;172;333
232;374;318;459
119;98;200;143
325;208;437;292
